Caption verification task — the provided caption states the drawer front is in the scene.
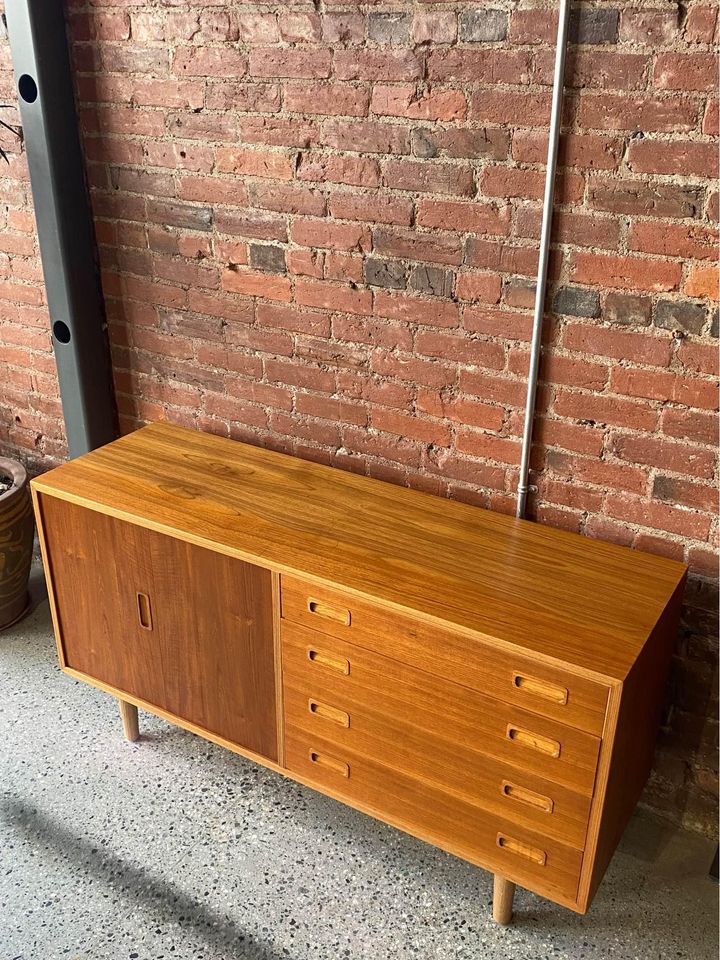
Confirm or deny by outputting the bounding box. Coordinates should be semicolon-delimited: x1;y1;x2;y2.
285;727;583;904
283;621;601;798
281;577;609;736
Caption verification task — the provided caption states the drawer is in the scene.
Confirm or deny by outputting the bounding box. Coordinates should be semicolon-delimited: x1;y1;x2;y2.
281;577;609;736
285;727;584;904
282;621;601;798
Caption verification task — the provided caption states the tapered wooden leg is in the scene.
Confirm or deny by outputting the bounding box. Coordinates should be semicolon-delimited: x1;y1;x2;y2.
492;874;515;924
118;699;139;742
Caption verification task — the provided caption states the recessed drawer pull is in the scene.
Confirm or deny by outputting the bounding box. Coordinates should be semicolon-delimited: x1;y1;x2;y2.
307;598;351;626
307;647;350;675
507;725;561;758
501;781;554;813
308;698;350;728
497;833;547;866
309;750;350;778
136;592;153;631
513;673;569;705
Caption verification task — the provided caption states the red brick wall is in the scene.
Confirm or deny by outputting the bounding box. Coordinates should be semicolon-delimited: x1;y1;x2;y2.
0;2;717;835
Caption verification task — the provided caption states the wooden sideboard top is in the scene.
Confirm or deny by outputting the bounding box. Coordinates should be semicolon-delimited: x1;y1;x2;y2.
32;421;687;682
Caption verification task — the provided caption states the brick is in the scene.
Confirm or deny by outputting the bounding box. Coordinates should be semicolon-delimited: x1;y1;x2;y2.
587;178;704;218
456;272;502;304
570;253;682;293
456;430;521;465
552;287;601;318
628;141;718;178
374;291;459;329
677;340;719;377
291;219;371;253
569;8;619;44
328;193;413;227
459;9;508;43
322;14;365;45
249;48;332;80
545;449;646;495
509;10;558;44
236;14;279;44
250;182;326;217
629;222;719;261
610;367;719;410
334;50;422;82
216;148;295;181
654;54;717;91
684;266;719;301
604;292;652;327
605;494;712;540
684;6;718;43
322;119;410;155
383;160;475;197
515;208;621;251
415;330;505;368
249;244;286;275
562;50;649;92
364;259;407;290
173;47;246;78
371;86;466;122
554;389;658;431
512;131;623;170
429;50;531;84
222;267;291;302
481;166;584;203
579;95;697;133
662;407;718;445
295;279;372;316
237;116;316;149
296;153;380;187
412;127;509;160
368;12;410;45
619;10;679;45
214;209;288;243
372;408;450;446
409;266;454;298
654;300;707;336
374;227;462;266
256;303;330;338
416;199;509;236
178;176;249;206
279;13;321;43
564;323;671;365
285;83;369;118
418;393;505;432
653;476;717;512
412;13;457;45
504;279;536;310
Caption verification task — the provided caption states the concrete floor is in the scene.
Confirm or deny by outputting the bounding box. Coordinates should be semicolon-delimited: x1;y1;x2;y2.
1;568;717;960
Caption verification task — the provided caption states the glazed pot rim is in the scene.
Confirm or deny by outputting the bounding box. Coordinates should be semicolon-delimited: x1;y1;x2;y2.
0;457;28;501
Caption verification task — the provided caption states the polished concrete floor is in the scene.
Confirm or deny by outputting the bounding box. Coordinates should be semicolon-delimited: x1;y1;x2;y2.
1;568;717;960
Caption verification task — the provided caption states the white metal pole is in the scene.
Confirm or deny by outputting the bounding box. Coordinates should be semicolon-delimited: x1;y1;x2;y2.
515;0;572;519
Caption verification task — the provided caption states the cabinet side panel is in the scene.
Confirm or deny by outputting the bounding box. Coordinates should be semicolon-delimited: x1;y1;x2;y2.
584;577;686;906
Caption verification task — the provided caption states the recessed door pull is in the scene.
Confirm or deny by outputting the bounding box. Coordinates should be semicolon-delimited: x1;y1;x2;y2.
507;725;561;758
307;647;350;675
137;592;153;630
513;673;568;705
307;598;351;626
309;750;350;777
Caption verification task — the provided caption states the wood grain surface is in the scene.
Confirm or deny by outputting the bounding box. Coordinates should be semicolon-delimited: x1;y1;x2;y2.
31;421;688;682
282;632;594;849
39;493;278;761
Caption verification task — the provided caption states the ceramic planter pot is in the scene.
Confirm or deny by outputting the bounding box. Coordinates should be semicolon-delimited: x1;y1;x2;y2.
0;458;35;630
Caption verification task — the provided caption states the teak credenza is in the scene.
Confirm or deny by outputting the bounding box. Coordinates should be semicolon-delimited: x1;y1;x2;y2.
31;422;687;923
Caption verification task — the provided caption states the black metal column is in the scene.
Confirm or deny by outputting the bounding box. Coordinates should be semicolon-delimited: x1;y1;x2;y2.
5;0;117;458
